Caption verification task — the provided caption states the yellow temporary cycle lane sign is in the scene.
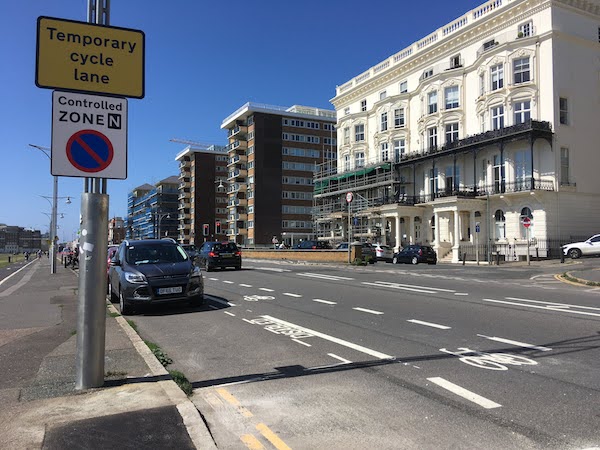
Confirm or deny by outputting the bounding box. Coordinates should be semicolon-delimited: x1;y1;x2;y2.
36;16;145;99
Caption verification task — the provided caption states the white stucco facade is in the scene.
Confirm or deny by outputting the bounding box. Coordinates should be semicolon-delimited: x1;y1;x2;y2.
315;0;600;262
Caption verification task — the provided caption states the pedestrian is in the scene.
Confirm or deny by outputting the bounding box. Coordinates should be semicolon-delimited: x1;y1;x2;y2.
37;250;42;259
24;251;29;262
272;235;279;249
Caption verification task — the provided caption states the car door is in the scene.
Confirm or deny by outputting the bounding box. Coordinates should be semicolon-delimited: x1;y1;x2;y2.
110;244;125;294
585;235;600;255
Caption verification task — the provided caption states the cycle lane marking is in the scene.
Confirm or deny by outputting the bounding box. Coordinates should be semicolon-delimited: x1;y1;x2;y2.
477;334;552;352
427;377;502;409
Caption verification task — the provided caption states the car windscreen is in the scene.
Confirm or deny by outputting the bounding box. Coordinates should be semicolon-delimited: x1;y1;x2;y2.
126;244;188;265
213;243;238;252
183;245;197;251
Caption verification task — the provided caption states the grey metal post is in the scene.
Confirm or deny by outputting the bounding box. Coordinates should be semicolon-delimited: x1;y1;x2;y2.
75;0;110;390
347;201;352;263
50;175;58;274
75;193;108;389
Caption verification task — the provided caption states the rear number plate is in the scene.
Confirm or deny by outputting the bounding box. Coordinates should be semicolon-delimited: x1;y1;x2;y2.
220;253;232;257
158;286;183;295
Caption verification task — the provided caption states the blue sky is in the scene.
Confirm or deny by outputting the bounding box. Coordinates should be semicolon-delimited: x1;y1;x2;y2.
1;0;483;241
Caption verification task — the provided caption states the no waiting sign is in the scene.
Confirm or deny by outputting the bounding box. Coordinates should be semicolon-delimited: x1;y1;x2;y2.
51;91;127;179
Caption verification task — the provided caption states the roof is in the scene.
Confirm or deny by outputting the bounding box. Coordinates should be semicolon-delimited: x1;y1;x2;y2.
157;176;179;185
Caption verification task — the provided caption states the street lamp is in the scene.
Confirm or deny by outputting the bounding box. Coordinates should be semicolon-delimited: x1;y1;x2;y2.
29;144;67;274
156;212;171;238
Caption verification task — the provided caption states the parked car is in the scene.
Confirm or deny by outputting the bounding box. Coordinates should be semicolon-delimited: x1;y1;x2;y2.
107;245;119;284
392;245;437;265
108;239;204;315
181;244;199;261
335;241;376;263
197;241;242;271
562;234;600;259
374;243;393;262
294;240;333;250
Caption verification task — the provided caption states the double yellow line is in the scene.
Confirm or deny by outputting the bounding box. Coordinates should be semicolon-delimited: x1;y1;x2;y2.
215;387;292;450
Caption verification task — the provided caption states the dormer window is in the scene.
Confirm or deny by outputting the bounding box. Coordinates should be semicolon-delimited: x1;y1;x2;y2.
450;55;461;69
423;68;433;79
483;39;497;51
518;21;532;38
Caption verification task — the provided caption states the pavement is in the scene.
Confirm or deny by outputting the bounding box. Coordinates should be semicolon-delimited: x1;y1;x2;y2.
0;257;216;449
0;254;597;450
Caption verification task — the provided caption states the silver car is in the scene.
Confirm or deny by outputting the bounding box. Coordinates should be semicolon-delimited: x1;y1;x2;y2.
374;243;393;262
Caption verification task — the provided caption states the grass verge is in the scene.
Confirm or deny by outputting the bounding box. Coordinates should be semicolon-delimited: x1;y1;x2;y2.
144;340;173;367
562;272;600;286
169;370;193;396
126;319;138;332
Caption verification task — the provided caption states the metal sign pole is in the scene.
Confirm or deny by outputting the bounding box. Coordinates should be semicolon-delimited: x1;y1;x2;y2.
75;0;110;390
347;201;352;263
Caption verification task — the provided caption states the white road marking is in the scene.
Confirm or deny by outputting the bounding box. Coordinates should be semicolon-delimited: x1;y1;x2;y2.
224;311;236;317
362;281;436;294
261;315;394;360
353;307;384;315
298;272;354;281
242;319;254;324
427;377;502;409
292;339;311;347
222;280;234;284
483;298;600;318
313;299;337;305
477;334;551;351
255;267;291;272
239;284;253;287
505;297;600;312
407;319;451;330
454;293;469;296
205;296;234;308
259;288;274;292
208;278;219;281
327;353;352;364
283;292;302;298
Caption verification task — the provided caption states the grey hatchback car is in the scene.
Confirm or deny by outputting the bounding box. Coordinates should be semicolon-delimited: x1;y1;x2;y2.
108;239;204;315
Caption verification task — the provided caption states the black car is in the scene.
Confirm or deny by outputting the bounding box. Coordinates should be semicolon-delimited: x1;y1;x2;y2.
108;239;204;315
294;240;332;249
197;241;242;271
392;245;437;265
181;244;199;260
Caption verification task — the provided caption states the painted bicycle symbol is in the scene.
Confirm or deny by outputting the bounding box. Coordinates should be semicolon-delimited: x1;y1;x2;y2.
243;295;275;302
439;347;538;371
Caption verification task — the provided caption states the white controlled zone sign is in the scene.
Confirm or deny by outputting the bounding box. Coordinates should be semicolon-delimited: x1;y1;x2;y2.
51;90;127;179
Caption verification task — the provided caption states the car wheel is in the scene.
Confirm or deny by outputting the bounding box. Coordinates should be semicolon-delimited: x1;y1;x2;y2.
392;256;398;264
119;290;133;315
189;294;206;306
568;248;582;259
411;256;419;265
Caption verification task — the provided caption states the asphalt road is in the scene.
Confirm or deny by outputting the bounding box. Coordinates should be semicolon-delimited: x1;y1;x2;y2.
128;259;600;450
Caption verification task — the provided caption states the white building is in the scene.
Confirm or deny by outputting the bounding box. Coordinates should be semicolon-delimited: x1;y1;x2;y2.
315;0;600;262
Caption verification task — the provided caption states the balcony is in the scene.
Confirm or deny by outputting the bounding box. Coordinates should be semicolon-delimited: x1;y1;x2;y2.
178;212;190;220
179;181;190;189
178;192;190;200
178;160;190;170
227;197;247;208
227;154;248;167
178;200;190;210
178;223;190;231
227;140;248;152
228;125;248;139
227;167;248;180
178;171;190;180
227;182;247;193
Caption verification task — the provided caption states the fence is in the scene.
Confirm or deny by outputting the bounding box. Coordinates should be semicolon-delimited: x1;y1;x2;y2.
458;237;588;262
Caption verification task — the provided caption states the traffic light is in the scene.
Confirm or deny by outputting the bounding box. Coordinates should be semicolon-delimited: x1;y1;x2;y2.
203;224;209;236
215;221;221;234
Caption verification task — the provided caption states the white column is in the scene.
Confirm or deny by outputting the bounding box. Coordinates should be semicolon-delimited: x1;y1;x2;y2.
470;211;475;243
394;215;401;252
409;216;415;245
452;209;460;263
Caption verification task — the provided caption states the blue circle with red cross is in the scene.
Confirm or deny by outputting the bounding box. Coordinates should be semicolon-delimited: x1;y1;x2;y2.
66;129;114;173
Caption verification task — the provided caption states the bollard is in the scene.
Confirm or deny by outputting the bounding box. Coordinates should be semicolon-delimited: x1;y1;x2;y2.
462;253;466;265
496;252;500;265
560;250;565;263
536;248;539;261
8;256;11;263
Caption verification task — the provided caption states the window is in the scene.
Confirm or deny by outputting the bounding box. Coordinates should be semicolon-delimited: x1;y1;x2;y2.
428;91;438;114
483;39;497;51
518;21;532;38
559;97;569;125
343;154;351;171
248;131;255;140
427;127;438;149
247;115;254;126
450;54;461;69
393;139;405;162
399;80;408;93
494;210;506;240
493;155;502;192
354;124;365;141
379;91;387;100
445;123;459;144
515;150;532;190
423;68;433;79
490;64;504;90
248;145;254;155
429;168;438;196
513;57;530;84
381;142;389;162
361;99;367;112
445;166;459;194
479;73;485;96
444;86;459;109
355;152;365;168
560;147;570;185
394;108;405;128
491;105;504;130
344;107;350;116
343;127;350;144
380;112;388;131
514;100;531;124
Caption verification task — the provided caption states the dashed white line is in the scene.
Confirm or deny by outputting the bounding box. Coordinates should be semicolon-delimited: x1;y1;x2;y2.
298;272;354;281
255;267;291;272
407;319;451;330
239;284;253;287
313;299;337;305
222;280;234;284
292;339;311;347
327;353;352;364
427;377;502;409
477;334;552;351
454;293;469;296
283;293;302;298
259;288;274;292
242;319;254;324
353;307;384;315
208;278;219;281
224;311;236;317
